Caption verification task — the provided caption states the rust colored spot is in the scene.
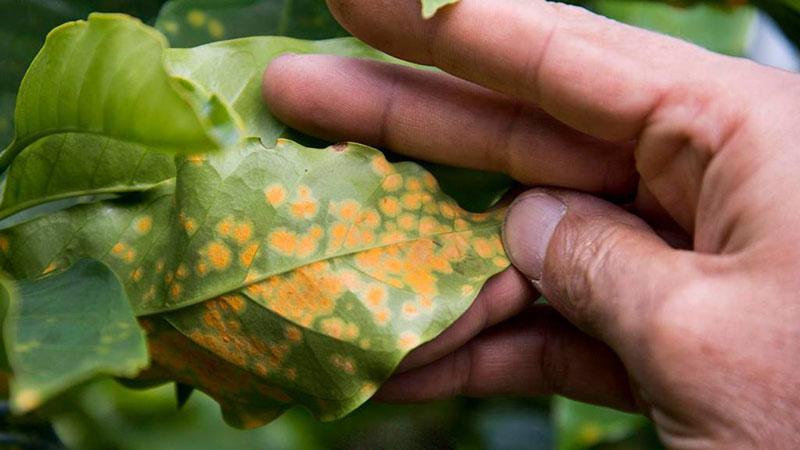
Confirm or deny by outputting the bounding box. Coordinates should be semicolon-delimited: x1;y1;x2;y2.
206;241;232;270
382;174;403;192
398;331;420;350
268;229;297;256
135;216;153;234
265;184;287;207
233;221;253;245
371;157;393;175
240;242;260;267
285;326;303;342
131;267;144;282
216;217;234;237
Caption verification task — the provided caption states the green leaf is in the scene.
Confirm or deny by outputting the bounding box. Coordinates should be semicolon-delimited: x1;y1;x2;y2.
554;397;648;450
3;259;149;413
0;0;168;149
590;0;755;56
0;134;176;222
0;13;243;171
421;0;459;19
155;0;348;47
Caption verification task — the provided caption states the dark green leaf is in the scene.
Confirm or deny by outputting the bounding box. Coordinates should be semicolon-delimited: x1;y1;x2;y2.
155;0;348;47
3;259;149;413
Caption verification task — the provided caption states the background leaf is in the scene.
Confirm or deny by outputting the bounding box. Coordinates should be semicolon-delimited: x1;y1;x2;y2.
3;259;149;413
155;0;348;47
0;0;168;149
0;13;243;171
554;397;650;450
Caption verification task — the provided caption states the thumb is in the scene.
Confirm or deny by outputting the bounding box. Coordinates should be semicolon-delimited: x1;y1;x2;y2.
502;189;685;349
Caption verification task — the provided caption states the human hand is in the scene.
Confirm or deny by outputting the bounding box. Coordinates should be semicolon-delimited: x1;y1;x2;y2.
262;1;800;448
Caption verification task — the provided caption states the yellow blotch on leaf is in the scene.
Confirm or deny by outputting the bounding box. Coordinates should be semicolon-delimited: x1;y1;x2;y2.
371;156;393;175
179;212;197;234
285;326;303;343
398;213;417;231
577;423;603;446
240;242;260;267
187;9;206;27
402;302;419;319
205;241;232;270
208;18;225;38
382;173;403;192
131;267;144;283
379;197;400;216
161;20;179;34
473;237;494;258
335;199;360;221
268;229;297;256
247;262;342;327
14;390;41;412
135;216;153;234
330;354;356;374
170;283;183;300
365;284;387;308
398;331;420;350
402;192;422;210
216;216;234;237
406;177;422;191
233;221;253;244
265;184;286;207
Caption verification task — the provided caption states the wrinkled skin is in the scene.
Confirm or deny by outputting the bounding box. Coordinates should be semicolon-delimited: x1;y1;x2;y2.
263;1;800;448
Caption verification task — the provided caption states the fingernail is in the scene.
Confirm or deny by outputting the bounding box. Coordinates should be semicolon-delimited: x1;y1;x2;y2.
502;191;567;282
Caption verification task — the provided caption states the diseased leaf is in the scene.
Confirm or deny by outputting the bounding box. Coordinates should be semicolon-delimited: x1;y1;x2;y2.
0;137;508;425
3;259;149;413
164;37;400;145
165;36;513;211
0;13;243;171
421;0;459;19
155;0;347;47
590;0;755;56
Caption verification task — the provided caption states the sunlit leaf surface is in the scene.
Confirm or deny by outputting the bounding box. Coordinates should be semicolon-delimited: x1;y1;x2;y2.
0;13;243;171
4;259;148;413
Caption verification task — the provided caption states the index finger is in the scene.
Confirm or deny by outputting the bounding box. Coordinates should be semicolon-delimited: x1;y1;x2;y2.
326;0;740;141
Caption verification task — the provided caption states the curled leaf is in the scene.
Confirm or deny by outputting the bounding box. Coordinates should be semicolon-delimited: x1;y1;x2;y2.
0;13;243;170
